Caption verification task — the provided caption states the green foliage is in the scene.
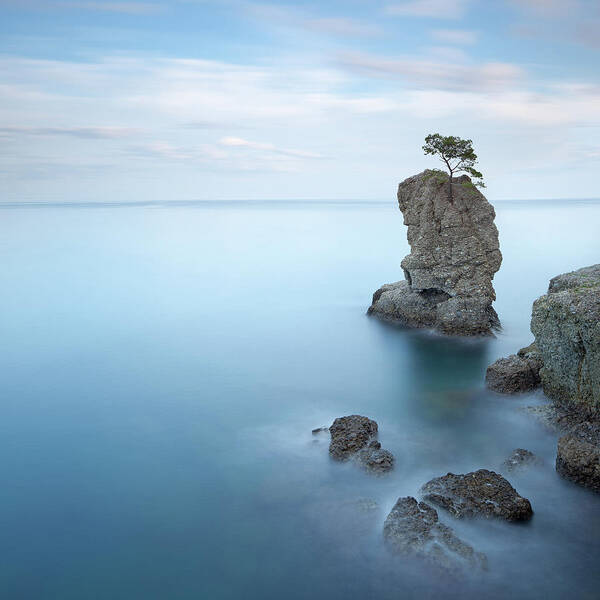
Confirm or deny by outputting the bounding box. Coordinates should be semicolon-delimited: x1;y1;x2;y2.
423;133;485;189
423;168;448;185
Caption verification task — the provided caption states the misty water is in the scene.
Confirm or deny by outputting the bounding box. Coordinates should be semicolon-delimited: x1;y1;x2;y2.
2;198;600;599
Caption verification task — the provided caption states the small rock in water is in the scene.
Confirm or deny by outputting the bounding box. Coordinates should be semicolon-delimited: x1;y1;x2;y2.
556;421;600;492
383;496;487;573
485;353;542;394
356;444;395;474
312;427;329;435
502;449;541;472
421;469;533;521
328;415;395;473
329;415;378;460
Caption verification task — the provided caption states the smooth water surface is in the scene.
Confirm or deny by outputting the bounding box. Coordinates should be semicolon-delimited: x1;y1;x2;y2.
2;199;600;599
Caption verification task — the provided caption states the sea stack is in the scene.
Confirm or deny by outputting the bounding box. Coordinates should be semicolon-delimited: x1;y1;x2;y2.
368;170;502;336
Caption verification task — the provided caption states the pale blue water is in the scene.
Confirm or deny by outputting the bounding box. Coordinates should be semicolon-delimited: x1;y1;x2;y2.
2;199;600;599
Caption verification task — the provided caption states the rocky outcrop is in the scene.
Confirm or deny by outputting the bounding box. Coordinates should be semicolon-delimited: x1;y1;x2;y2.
383;496;487;573
531;265;600;418
421;469;533;521
328;415;394;473
485;346;542;393
502;449;541;472
556;422;600;492
368;170;502;336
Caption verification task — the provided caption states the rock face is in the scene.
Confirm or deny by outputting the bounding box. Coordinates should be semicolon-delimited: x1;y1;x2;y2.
383;496;487;573
531;265;600;418
328;415;394;473
485;348;542;394
421;469;533;521
368;170;502;336
556;422;600;492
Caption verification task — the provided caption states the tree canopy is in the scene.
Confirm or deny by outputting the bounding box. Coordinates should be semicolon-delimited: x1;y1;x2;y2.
423;133;484;201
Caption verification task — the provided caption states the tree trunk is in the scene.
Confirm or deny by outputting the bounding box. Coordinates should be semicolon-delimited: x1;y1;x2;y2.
447;172;454;204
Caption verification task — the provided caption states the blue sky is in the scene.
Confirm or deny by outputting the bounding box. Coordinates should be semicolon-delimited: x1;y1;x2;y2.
1;0;599;201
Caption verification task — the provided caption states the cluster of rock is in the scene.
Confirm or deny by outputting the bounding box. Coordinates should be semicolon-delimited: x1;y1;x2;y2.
316;415;394;474
485;265;600;493
316;415;536;574
384;468;532;574
383;497;487;573
368;170;502;336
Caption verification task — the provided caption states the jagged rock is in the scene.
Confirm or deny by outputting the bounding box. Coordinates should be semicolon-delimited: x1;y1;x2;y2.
329;415;378;460
368;170;502;336
328;415;394;473
556;422;600;492
531;265;600;419
502;449;541;472
383;496;487;573
485;353;541;393
421;469;533;521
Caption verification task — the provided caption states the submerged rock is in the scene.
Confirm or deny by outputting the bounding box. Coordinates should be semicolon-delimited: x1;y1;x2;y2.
531;264;600;419
556;422;600;492
421;469;533;521
356;440;395;474
328;415;394;473
502;449;542;472
312;427;329;435
368;170;502;336
485;352;542;394
383;496;487;573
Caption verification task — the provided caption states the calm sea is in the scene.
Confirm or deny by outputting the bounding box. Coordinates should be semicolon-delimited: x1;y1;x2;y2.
2;198;599;599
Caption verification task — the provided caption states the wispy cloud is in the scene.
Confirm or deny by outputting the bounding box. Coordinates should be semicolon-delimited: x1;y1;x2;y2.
385;0;472;19
430;28;477;44
246;4;383;38
219;136;327;159
0;126;140;138
58;1;165;14
338;51;523;92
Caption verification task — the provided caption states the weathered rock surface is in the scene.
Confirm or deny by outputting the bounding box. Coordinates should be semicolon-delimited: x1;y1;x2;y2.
421;469;533;521
383;496;487;573
485;351;542;394
329;415;378;460
502;449;542;472
356;440;395;474
556;422;600;492
368;170;502;336
531;264;600;418
328;415;394;473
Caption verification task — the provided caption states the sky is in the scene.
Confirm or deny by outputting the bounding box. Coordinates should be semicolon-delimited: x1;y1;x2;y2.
1;0;599;202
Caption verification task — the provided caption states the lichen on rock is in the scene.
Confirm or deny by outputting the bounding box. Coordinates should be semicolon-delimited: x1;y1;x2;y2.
368;170;502;336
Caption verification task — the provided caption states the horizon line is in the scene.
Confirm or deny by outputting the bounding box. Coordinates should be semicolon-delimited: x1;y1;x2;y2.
1;197;600;209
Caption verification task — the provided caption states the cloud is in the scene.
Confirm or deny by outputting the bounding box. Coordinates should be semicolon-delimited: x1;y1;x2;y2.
430;28;478;44
0;126;139;138
508;0;580;15
246;4;382;38
58;1;165;14
219;136;327;159
303;17;383;38
338;51;523;92
385;0;472;19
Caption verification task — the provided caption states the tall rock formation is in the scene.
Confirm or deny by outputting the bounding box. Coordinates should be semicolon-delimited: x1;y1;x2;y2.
531;264;600;417
368;170;502;336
